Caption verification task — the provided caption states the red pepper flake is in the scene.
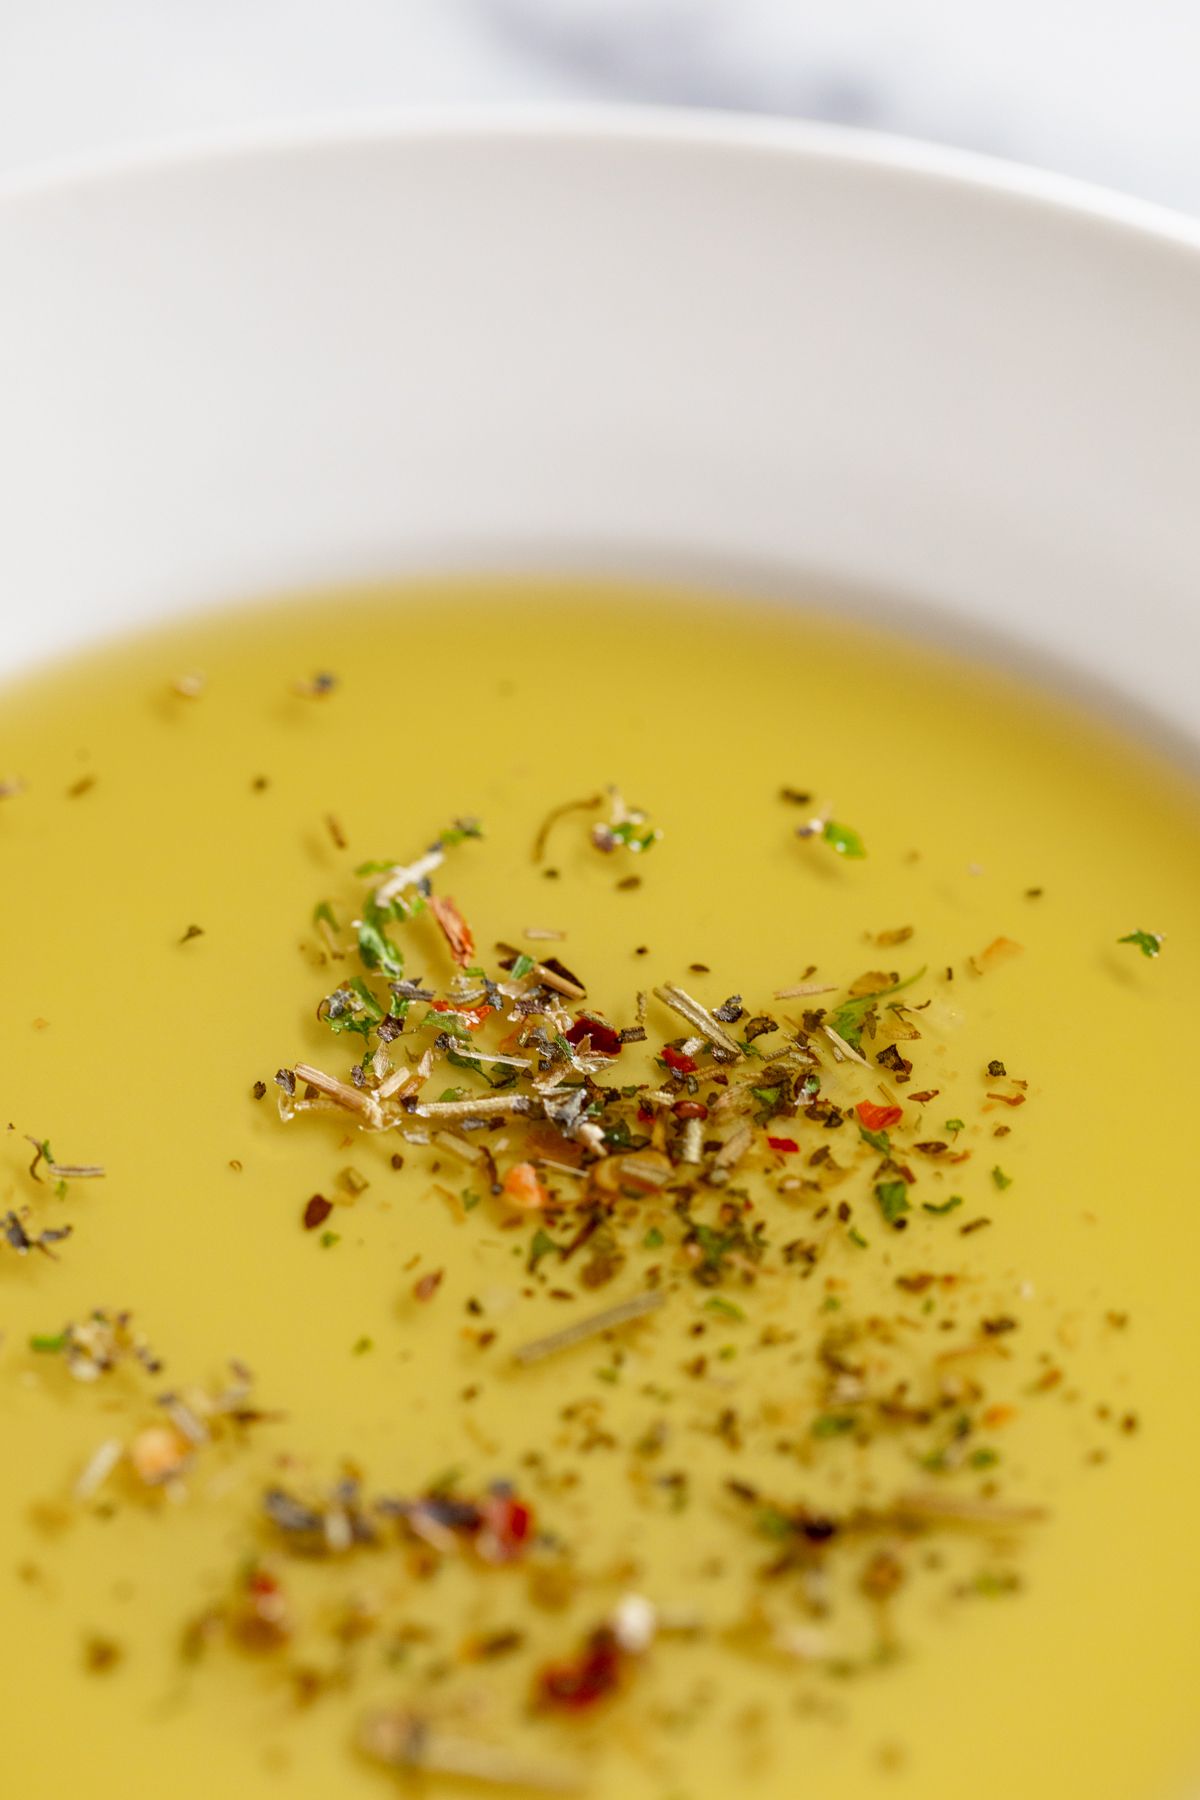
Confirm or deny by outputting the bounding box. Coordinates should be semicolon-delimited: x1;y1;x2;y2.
673;1101;709;1121
856;1101;902;1131
233;1567;292;1652
413;1269;444;1303
537;1627;623;1711
662;1046;697;1075
428;1000;494;1031
429;895;475;969
565;1015;622;1057
302;1194;333;1231
501;1162;552;1211
477;1488;534;1564
767;1136;800;1153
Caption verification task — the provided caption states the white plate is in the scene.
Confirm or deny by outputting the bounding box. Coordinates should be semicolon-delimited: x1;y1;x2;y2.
1;109;1199;756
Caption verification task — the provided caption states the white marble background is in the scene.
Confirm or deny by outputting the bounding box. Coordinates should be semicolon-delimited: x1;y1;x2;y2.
1;0;1197;213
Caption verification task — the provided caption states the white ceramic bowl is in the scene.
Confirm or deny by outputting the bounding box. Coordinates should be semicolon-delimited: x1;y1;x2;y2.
2;109;1199;752
1;109;1198;1800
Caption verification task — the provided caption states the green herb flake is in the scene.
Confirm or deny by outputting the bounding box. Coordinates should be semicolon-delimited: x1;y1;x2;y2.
874;1179;911;1224
757;1505;794;1541
945;1118;965;1136
357;917;404;978
858;1124;890;1155
1118;929;1163;959
324;984;378;1041
969;1446;1000;1469
604;817;661;855
922;1195;964;1216
811;1413;857;1439
511;953;535;979
528;1228;559;1273
643;1226;665;1250
603;1117;634;1151
828;966;926;1051
313;900;339;931
991;1166;1013;1191
319;1230;341;1248
462;1190;482;1212
427;1464;465;1496
973;1570;1020;1597
347;975;384;1018
823;820;867;859
704;1295;745;1322
439;818;483;849
848;1226;869;1248
29;1332;67;1354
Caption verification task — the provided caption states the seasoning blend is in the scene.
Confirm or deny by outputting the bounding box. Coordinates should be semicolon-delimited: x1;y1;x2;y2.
0;580;1197;1800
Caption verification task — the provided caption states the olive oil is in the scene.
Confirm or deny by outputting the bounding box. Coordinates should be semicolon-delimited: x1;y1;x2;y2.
0;580;1198;1800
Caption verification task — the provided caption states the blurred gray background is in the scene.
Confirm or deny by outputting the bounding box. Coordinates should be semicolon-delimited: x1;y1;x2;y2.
2;0;1197;211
